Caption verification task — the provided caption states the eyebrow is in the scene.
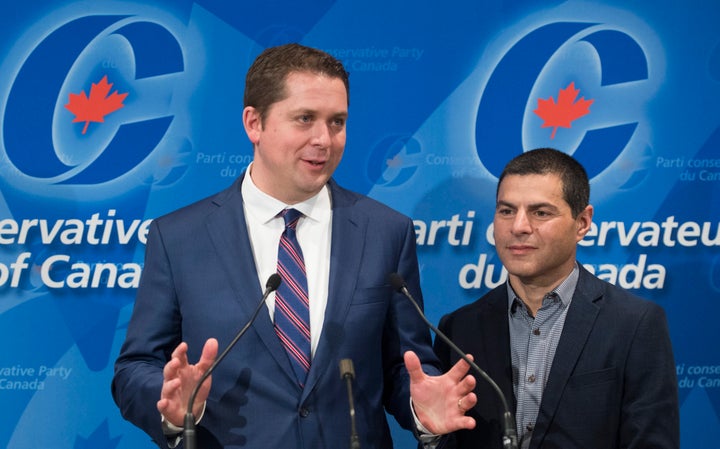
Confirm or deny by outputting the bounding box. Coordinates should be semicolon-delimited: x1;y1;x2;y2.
496;200;558;210
292;106;347;115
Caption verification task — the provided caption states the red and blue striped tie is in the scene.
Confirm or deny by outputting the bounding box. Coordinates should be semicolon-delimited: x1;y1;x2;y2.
274;208;311;386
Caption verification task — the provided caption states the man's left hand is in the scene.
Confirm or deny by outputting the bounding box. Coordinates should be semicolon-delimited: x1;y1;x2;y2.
405;350;477;435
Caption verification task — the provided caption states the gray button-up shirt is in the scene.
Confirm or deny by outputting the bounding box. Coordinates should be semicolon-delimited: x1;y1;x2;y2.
508;265;579;448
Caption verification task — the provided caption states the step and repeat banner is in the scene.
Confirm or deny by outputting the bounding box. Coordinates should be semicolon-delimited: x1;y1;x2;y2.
1;1;718;448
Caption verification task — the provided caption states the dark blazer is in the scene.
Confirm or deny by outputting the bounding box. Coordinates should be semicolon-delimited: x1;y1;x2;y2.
112;176;440;449
434;265;679;449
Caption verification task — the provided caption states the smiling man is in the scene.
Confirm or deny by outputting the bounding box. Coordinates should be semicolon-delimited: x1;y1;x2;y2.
434;148;679;449
112;43;477;449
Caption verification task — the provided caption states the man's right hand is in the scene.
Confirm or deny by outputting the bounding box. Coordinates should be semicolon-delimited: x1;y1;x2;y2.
156;338;218;427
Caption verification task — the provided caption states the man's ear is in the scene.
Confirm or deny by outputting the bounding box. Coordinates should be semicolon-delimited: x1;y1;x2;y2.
243;106;262;144
575;204;594;241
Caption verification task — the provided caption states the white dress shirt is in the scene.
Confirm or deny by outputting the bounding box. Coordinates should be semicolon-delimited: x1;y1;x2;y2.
241;165;332;357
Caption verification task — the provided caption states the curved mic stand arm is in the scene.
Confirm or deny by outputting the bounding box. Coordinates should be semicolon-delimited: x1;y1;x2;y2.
183;274;281;449
389;273;518;449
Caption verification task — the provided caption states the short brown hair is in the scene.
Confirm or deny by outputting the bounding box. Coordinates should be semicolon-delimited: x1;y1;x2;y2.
243;43;350;122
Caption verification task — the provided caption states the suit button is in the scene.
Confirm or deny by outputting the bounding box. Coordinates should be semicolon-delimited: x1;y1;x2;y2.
299;408;310;418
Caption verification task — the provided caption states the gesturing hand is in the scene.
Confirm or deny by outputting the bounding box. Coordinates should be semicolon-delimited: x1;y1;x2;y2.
405;350;477;435
156;338;218;427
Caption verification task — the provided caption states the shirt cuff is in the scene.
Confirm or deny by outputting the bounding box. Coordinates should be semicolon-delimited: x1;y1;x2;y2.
410;397;442;447
160;402;207;448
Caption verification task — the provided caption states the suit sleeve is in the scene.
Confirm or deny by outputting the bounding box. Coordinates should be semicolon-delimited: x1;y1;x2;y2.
620;303;680;448
382;216;442;430
112;219;181;447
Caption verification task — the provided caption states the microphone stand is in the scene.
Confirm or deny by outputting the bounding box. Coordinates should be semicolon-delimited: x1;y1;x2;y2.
183;273;281;449
388;273;518;449
339;358;361;449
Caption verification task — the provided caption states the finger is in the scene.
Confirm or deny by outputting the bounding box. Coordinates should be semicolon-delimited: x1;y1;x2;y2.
462;392;478;410
197;338;219;371
446;353;474;381
171;342;190;367
162;355;180;379
159;377;181;400
456;391;477;412
157;397;183;428
403;351;425;384
157;390;179;413
454;415;476;430
158;377;181;416
460;372;477;393
157;397;169;415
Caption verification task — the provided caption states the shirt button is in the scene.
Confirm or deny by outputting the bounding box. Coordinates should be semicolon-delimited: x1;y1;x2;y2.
526;423;535;432
527;374;536;383
533;328;540;335
299;408;310;418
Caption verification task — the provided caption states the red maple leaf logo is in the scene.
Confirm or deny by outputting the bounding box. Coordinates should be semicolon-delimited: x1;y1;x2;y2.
64;75;128;134
533;82;593;139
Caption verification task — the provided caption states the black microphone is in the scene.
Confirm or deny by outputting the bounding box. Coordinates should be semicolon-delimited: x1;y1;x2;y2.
183;273;282;449
339;358;361;449
388;273;518;449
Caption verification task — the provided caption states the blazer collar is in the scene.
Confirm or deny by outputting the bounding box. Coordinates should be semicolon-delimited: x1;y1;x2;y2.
531;266;603;447
204;175;301;387
301;179;365;399
204;176;367;395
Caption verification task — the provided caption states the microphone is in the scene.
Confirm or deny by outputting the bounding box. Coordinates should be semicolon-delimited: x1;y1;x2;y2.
339;358;361;449
183;273;282;449
388;273;518;449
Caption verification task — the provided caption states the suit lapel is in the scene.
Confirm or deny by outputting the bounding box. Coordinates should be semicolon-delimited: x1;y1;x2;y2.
204;176;298;386
531;268;602;446
302;180;364;399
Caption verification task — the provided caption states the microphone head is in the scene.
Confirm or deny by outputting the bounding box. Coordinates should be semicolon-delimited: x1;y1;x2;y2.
387;272;406;292
339;358;355;379
266;273;282;291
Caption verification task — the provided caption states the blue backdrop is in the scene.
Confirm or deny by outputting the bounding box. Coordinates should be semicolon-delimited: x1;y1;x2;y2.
0;1;718;448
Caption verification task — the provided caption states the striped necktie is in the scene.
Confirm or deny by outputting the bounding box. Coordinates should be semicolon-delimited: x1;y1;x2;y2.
274;208;311;386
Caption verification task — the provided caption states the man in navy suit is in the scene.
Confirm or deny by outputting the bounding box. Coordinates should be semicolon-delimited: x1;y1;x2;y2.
435;148;679;449
112;43;477;449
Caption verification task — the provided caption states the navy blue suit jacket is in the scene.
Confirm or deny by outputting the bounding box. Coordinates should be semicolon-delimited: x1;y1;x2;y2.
112;176;440;448
434;265;679;449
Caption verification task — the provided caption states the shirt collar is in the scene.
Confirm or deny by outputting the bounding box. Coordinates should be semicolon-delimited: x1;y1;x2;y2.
507;263;580;314
241;162;332;224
